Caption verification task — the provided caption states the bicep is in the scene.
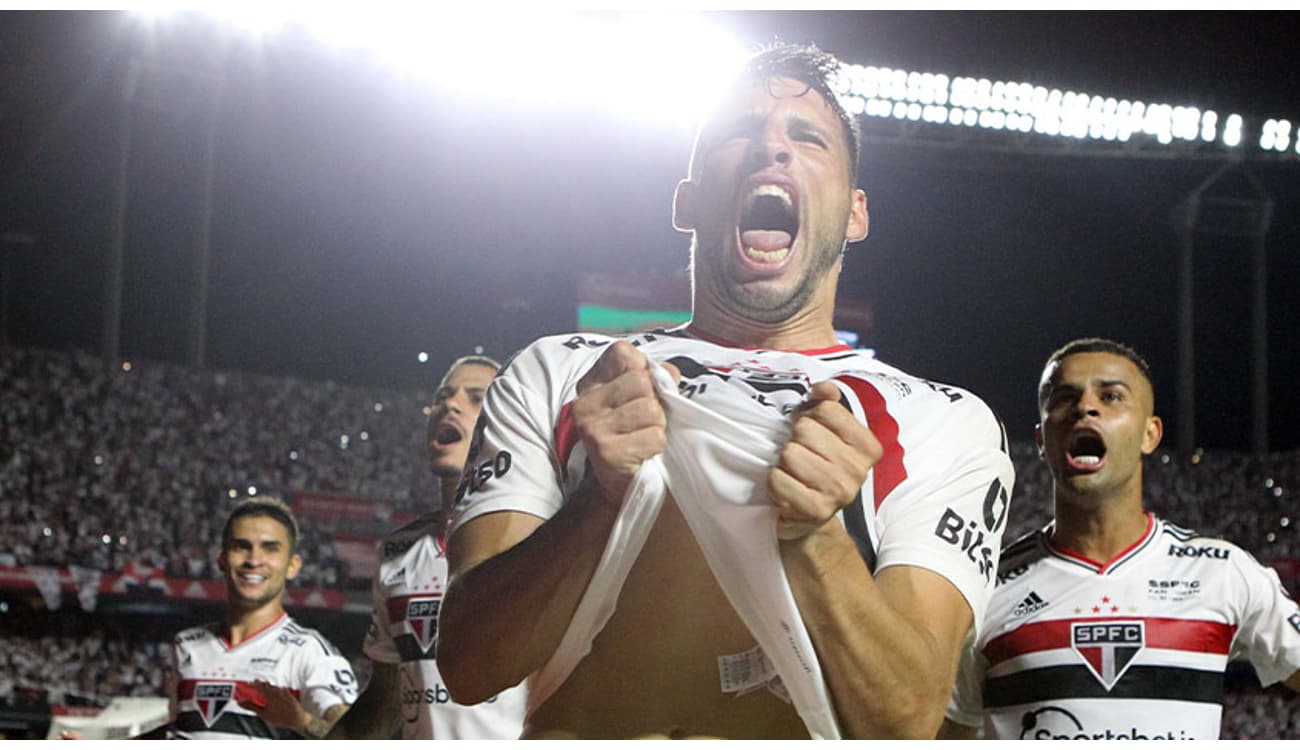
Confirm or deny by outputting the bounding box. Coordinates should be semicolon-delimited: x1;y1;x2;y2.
447;510;547;578
875;564;975;676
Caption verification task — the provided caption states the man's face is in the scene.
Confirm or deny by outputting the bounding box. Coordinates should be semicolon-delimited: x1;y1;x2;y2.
218;515;301;611
675;76;868;324
426;362;495;477
1036;351;1163;499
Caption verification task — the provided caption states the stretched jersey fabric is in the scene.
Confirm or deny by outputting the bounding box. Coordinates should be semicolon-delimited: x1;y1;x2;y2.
363;515;527;738
449;328;1014;733
168;613;357;739
947;514;1300;739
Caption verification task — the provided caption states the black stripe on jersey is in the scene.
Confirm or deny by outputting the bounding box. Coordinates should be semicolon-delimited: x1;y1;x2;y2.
818;352;859;362
834;390;877;572
984;665;1224;708
1162;523;1197;542
395;633;436;662
1105;526;1159;575
284;622;341;657
172;710;304;739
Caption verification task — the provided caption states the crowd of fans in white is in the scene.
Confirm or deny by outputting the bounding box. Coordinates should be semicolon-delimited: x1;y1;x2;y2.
1;347;1297;736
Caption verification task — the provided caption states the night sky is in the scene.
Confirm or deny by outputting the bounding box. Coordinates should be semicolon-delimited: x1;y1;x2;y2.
3;10;1299;451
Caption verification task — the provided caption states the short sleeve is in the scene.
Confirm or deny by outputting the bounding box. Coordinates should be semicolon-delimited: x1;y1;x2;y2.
298;647;359;717
1229;550;1300;687
871;396;1016;642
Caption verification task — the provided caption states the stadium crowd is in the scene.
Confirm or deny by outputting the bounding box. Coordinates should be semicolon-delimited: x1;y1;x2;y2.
1;346;1298;736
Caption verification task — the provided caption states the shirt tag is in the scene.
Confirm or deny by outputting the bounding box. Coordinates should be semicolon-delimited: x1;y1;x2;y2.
717;644;776;696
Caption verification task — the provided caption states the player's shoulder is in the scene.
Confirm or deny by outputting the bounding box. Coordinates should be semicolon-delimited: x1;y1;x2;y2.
839;356;1008;446
1155;516;1247;561
378;513;439;561
174;621;221;645
997;525;1051;584
279;616;346;658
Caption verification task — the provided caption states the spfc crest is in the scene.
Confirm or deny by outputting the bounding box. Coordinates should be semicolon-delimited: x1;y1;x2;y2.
193;681;235;727
1071;621;1145;690
406;597;441;653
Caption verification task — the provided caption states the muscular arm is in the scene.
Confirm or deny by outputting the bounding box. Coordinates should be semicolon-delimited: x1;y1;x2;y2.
324;661;401;739
437;482;619;704
782;528;973;738
245;681;351;739
304;703;350;739
770;381;978;738
438;341;675;706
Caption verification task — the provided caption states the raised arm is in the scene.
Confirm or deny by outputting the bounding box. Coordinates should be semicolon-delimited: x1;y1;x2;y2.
437;341;678;704
323;661;401;739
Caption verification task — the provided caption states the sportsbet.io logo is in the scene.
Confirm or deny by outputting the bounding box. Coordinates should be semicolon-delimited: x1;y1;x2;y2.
1071;621;1145;690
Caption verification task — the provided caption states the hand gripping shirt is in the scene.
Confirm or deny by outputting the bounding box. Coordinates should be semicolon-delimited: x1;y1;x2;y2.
449;330;1014;700
946;514;1300;740
168;613;358;739
362;514;528;738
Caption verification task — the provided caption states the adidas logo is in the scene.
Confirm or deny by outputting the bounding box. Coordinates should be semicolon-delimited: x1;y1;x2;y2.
1013;591;1049;617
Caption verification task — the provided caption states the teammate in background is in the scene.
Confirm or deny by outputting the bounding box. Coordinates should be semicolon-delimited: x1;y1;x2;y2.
438;44;1013;738
326;355;527;739
939;338;1300;740
168;497;357;739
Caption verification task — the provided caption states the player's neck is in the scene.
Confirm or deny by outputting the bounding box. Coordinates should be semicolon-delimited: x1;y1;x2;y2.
227;600;286;646
1050;485;1149;565
436;474;460;539
688;295;840;352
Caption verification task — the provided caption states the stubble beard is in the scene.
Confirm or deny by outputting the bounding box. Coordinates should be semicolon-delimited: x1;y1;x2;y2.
694;234;843;325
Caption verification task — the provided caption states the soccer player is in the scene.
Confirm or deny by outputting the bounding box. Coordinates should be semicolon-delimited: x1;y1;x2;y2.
326;355;527;739
939;338;1300;740
167;497;357;739
437;44;1014;739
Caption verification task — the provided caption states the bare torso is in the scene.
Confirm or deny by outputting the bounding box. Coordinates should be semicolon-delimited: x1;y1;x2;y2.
525;494;810;739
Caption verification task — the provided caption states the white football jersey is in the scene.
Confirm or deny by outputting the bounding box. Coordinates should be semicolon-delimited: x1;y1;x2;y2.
169;613;358;739
948;514;1300;739
363;515;528;738
450;328;1015;641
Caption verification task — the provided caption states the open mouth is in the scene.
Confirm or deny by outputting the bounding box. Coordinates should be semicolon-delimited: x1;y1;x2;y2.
431;422;464;450
1066;429;1107;471
739;183;799;264
240;573;267;584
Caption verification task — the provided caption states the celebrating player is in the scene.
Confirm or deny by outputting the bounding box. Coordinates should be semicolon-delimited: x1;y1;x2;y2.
167;497;356;739
437;43;1014;739
940;338;1300;740
327;355;527;739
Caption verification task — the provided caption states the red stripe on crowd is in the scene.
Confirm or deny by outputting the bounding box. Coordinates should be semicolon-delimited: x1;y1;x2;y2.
554;401;579;482
834;375;906;510
178;679;302;700
983;617;1237;667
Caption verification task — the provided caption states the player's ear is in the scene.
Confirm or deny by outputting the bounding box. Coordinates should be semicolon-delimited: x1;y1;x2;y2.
286;553;302;581
217;551;228;573
1141;415;1163;455
846;189;868;242
1034;423;1045;459
672;179;695;232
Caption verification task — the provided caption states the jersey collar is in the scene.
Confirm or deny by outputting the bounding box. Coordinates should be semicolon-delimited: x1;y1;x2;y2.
675;324;852;357
1043;512;1158;575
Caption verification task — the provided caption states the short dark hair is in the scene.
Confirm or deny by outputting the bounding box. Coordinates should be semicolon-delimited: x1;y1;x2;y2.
222;497;299;554
695;42;861;182
443;355;501;381
1038;337;1154;410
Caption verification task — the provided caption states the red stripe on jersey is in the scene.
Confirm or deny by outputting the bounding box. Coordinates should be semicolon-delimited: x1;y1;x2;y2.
178;679;301;701
984;616;1237;667
554;401;579;483
834;375;906;510
218;612;287;651
385;592;444;624
1047;513;1155;574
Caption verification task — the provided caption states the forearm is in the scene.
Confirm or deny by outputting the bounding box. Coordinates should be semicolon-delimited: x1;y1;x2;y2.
781;525;961;739
301;703;349;739
324;663;400;739
438;478;621;704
